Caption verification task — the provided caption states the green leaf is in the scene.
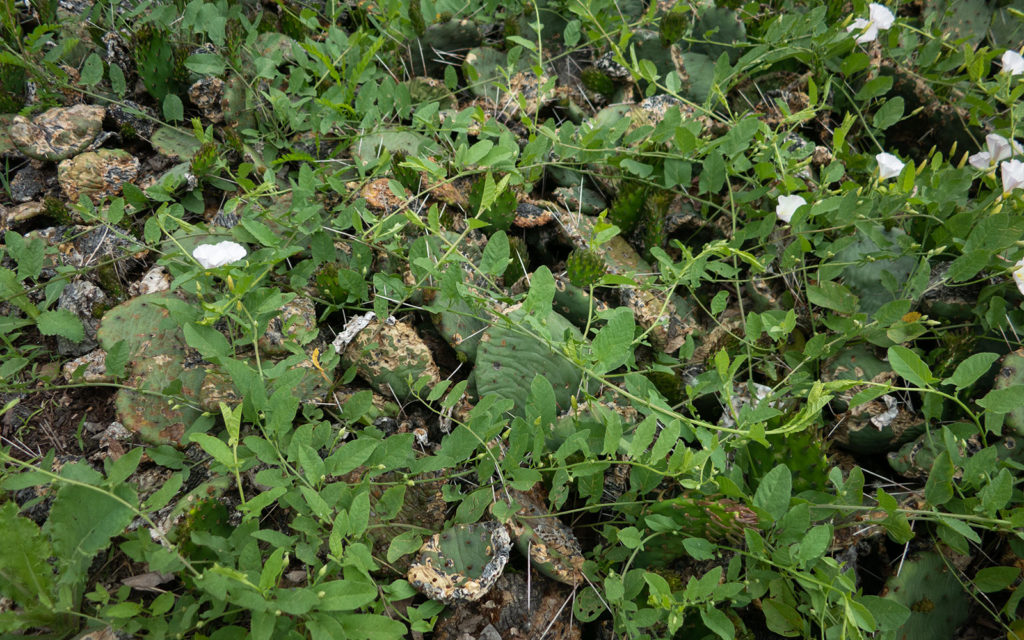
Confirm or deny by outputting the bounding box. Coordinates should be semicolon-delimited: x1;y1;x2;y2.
80;53;103;86
0;502;54;605
479;230;510;276
464;140;493;165
523;266;555;316
942;352;999;390
185;53;226;75
872;96;904;130
807;281;858;314
753;464;792;521
978;385;1024;413
924;450;955;506
337;613;407;639
887;345;936;387
978;467;1013;514
796;524;832;564
387;531;423;563
973;566;1021;592
317;577;378;612
44;465;136;585
682;537;715;560
101;338;129;379
348;490;370;537
700;606;734;640
37;309;84;342
183;322;231;359
937;515;981;544
189;433;235;468
617;526;643;549
857;595;909;631
762;598;802;637
592;307;634;373
163;93;184;122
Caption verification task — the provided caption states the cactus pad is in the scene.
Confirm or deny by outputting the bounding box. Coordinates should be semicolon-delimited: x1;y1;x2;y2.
97;293;204;445
474;307;587;417
504;488;584;585
992;348;1024;436
407;521;512;603
882;550;970;639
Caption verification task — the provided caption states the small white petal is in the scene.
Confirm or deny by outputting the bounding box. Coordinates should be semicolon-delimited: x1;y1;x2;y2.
868;4;895;30
847;18;878;43
876;152;905;180
968;151;993;170
775;194;806;224
1001;159;1024;193
193;241;247;269
1014;259;1024;297
1002;50;1024;75
986;134;1013;162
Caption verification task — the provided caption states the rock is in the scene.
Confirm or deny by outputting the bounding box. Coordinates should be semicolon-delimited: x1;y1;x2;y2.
9;164;48;202
9;104;106;161
56;279;108;356
188;77;226;123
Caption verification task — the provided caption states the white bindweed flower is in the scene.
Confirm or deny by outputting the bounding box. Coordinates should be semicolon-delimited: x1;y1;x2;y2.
775;194;806;224
1001;159;1024;193
969;133;1024;169
846;3;895;44
193;241;247;269
1013;259;1024;296
876;152;905;180
1002;50;1024;76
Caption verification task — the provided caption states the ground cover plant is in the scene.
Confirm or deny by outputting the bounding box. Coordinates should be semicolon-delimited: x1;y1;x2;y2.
1;0;1024;637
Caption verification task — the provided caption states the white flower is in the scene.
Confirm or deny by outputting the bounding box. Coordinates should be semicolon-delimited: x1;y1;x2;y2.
193;241;247;268
1002;50;1024;76
968;133;1023;169
846;3;895;44
876;152;905;180
775;194;806;224
1013;259;1024;296
1001;159;1024;193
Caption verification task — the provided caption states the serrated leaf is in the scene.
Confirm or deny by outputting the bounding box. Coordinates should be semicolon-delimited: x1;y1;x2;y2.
887;345;936;387
37;309;84;342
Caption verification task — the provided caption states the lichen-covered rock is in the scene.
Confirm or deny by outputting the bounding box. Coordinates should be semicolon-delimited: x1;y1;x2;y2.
407;520;512;603
56;279;108;356
188;76;226;123
58;149;141;203
62;349;110;383
9;104;105;161
9;164;48;202
128;265;172;297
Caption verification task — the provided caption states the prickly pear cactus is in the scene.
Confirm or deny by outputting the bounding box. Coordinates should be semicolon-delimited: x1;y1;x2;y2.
407;520;512;604
132;25;190;103
553;274;610;329
992;348;1024;436
503;488;584;585
691;6;747;65
832;226;917;317
565;247;606;288
97;292;205;445
335;313;441;402
474;306;587;417
432;285;489;362
637;494;759;566
741;430;832;495
882;550;970;640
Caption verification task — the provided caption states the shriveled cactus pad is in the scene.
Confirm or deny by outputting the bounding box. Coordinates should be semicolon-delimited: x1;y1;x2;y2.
504;488;584;585
97;292;203;445
407;521;512;603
